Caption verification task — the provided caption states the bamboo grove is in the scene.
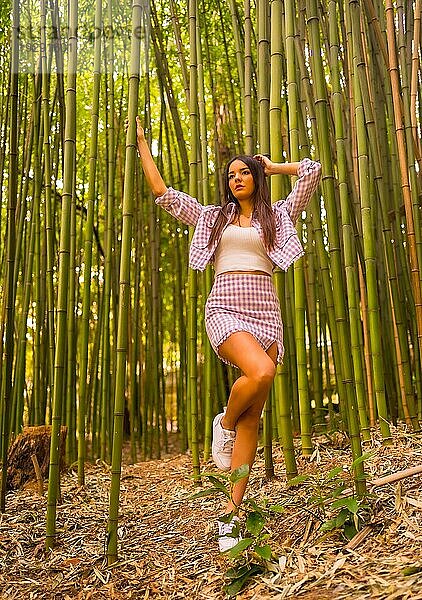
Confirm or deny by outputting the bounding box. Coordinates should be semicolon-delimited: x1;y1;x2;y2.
0;0;421;561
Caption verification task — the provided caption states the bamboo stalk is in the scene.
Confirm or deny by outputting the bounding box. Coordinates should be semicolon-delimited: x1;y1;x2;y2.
1;0;19;513
188;0;200;482
385;0;422;364
77;0;102;486
46;0;78;548
371;465;422;488
107;0;145;564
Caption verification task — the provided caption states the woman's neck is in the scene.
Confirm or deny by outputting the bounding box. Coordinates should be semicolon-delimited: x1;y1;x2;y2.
238;200;253;217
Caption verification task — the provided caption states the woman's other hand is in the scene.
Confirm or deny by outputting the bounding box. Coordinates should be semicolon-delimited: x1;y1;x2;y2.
253;154;274;176
254;155;300;177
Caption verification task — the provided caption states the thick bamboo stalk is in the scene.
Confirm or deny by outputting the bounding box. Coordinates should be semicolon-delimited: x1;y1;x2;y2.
328;0;370;442
40;0;56;425
188;0;200;481
385;0;422;363
196;12;213;461
307;0;366;492
244;0;253;155
77;0;102;485
286;0;312;455
257;0;270;155
64;156;77;462
107;0;145;565
46;0;78;548
33;88;42;427
1;0;19;512
100;0;117;466
409;0;421;160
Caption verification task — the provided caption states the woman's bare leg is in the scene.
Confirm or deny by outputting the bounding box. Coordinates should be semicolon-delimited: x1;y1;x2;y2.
218;333;277;513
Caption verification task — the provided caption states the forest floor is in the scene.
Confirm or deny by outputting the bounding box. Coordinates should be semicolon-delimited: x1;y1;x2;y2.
1;426;422;600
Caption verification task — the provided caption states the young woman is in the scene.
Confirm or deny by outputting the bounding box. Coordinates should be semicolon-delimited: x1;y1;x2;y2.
133;116;321;552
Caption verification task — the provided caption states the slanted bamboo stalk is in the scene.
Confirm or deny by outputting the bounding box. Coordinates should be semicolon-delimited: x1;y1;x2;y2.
328;0;370;442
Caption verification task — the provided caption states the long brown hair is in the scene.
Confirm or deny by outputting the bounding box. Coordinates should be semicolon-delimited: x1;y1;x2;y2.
208;155;276;250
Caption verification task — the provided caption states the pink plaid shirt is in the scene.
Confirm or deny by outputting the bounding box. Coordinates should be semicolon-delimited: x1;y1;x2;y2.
155;158;322;271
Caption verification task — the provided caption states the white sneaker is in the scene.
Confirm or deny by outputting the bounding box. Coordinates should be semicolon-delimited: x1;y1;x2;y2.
212;411;236;471
217;516;242;552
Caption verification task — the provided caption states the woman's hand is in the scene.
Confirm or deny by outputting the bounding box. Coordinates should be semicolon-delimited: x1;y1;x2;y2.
253;154;274;176
124;117;167;197
254;155;300;177
124;116;146;146
135;116;145;144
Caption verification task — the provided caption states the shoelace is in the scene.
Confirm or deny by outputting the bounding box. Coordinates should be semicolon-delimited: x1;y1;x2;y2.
218;520;238;537
218;434;234;451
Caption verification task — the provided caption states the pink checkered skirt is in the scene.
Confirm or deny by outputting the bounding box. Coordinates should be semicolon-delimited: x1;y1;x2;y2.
205;273;284;367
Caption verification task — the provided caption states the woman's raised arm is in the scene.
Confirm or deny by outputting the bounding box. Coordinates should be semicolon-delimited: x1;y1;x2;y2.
133;116;168;197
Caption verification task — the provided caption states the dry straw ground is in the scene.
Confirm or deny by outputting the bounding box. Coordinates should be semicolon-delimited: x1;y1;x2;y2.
1;426;422;599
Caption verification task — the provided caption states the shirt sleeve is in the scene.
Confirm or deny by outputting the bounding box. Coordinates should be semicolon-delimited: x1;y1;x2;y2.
155;187;203;226
273;158;322;225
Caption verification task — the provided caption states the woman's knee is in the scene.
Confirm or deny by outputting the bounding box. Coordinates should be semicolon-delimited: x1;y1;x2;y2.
249;358;276;391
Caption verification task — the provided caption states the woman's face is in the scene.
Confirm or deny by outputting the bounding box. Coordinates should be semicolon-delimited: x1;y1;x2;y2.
227;159;255;201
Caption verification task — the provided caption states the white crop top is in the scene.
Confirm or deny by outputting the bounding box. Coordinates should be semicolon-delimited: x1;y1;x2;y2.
214;224;273;276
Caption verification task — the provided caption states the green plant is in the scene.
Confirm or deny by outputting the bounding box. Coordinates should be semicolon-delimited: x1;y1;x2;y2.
287;452;373;540
191;465;284;597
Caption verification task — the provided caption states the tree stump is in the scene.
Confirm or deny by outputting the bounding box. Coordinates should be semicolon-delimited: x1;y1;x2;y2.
6;425;67;491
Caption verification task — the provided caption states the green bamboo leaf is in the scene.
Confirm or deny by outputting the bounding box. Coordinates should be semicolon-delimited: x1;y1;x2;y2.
224;564;263;597
343;522;358;540
326;466;343;480
351;451;375;469
332;487;346;499
224;575;248;597
206;475;230;494
332;497;359;514
268;504;285;513
320;519;337;532
246;512;265;536
229;464;250;484
200;471;229;482
335;508;349;527
287;474;310;486
254;544;272;560
225;564;250;580
243;498;261;511
218;512;238;525
401;566;422;576
226;537;254;558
